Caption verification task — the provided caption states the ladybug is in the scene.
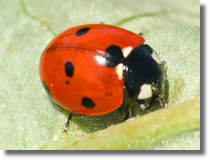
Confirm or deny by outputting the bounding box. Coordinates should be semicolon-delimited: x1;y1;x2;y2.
39;24;166;131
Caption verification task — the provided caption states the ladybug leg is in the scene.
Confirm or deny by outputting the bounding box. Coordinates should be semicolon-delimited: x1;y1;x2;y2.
158;93;167;108
144;96;158;110
118;100;125;117
63;114;85;132
63;113;72;132
145;94;167;110
124;104;131;120
137;99;149;110
118;96;131;121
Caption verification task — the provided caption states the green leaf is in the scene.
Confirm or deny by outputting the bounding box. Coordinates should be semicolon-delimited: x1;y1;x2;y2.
0;0;199;150
46;96;200;150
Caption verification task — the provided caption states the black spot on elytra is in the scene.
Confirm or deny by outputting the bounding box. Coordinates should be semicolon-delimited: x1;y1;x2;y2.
104;45;125;68
42;81;52;99
76;27;90;36
66;81;69;84
81;97;95;109
65;62;74;77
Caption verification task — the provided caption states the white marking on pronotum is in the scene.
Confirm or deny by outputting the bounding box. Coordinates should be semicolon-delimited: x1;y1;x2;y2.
115;63;123;80
151;51;161;65
122;46;133;58
137;84;152;99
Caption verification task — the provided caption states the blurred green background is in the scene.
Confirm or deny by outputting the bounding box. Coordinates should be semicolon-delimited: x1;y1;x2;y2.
0;0;200;150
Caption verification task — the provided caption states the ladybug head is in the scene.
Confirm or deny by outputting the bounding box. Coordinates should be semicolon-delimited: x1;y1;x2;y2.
124;44;165;102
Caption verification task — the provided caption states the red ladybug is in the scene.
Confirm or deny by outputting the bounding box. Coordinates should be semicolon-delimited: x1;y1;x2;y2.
39;24;166;131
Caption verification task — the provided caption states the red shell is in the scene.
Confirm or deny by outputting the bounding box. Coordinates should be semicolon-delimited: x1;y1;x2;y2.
39;24;145;116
